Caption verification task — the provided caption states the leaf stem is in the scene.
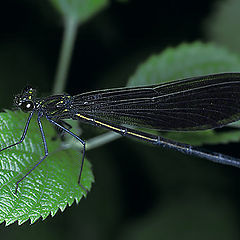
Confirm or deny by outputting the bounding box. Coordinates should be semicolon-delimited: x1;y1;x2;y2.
53;17;79;94
64;132;122;151
86;132;121;150
52;15;120;150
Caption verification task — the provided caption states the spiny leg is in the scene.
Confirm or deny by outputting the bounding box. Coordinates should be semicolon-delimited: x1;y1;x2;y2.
52;119;73;141
15;116;48;194
46;117;88;194
0;111;34;152
78;141;86;185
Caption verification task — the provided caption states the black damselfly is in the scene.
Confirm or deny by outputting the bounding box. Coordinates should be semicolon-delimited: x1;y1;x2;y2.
1;72;240;193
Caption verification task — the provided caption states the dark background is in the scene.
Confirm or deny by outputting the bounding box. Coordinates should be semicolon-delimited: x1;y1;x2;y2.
1;0;240;239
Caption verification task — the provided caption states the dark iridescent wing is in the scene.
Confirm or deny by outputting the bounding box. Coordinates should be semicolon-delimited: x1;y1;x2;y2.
71;73;240;131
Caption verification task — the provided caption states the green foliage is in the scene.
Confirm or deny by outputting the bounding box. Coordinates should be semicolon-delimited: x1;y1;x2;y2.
1;0;240;236
49;0;109;23
128;42;240;146
205;0;240;53
128;42;240;87
2;41;240;226
0;110;94;225
118;196;238;239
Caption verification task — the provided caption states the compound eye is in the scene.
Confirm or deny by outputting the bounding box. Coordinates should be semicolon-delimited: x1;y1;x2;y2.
21;101;34;112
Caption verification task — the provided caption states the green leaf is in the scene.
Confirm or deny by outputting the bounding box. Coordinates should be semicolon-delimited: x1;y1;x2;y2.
50;0;109;23
160;130;240;146
0;110;94;225
128;42;240;87
127;42;240;146
205;0;240;53
118;195;238;240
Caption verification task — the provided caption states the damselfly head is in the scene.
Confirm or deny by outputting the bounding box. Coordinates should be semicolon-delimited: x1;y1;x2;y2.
14;86;36;112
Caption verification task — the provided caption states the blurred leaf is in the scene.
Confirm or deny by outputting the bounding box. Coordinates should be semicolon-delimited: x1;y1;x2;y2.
117;195;238;240
204;0;240;54
0;110;94;225
161;129;240;146
128;42;240;87
127;42;240;146
50;0;109;23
